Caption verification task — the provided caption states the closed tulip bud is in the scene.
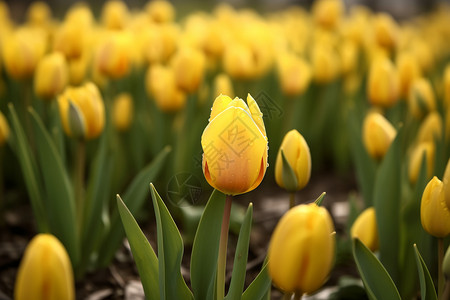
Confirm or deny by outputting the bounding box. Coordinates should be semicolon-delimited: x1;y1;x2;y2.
313;0;343;30
68;52;90;86
409;142;435;185
213;73;234;98
421;177;450;238
57;82;105;140
145;0;175;23
367;57;399;108
417;112;443;144
201;94;267;195
373;13;398;50
223;43;254;80
351;207;379;251
53;22;89;59
276;52;311;97
311;43;340;84
0;111;10;146
14;234;75;300
268;203;335;294
275;130;311;192
96;32;132;79
101;0;129;30
112;93;133;132
412;39;434;74
146;64;186;112
443;65;450;110
34;52;69;100
141;23;179;64
26;1;52;26
362;111;397;160
339;40;358;75
408;78;436;119
170;47;205;93
397;52;421;98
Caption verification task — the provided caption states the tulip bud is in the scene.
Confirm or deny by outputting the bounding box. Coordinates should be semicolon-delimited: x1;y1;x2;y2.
311;43;340;84
57;82;105;140
313;0;343;30
170;47;206;93
101;0;129;30
416;112;443;144
443;159;450;210
14;234;75;300
396;52;421;98
68;52;91;86
223;43;254;80
268;203;335;294
26;1;52;26
275;130;311;192
146;64;186;112
213;73;234;98
408;78;436;120
351;207;379;252
34;52;69;100
421;177;450;238
362;111;397;160
409;142;435;185
53;21;91;60
0;111;10;146
145;0;175;23
112;93;133;132
367;57;399;108
276;52;311;97
201;94;268;195
339;40;358;75
96;31;132;79
373;13;398;50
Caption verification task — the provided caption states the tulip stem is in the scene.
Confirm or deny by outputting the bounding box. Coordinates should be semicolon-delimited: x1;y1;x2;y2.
293;292;303;300
439;238;444;299
289;192;296;209
217;195;232;300
75;139;86;238
282;292;292;300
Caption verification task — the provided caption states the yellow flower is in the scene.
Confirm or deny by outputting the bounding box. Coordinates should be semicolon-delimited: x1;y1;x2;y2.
201;94;267;195
276;52;311;97
141;23;179;64
146;64;186;112
339;40;358;75
421;177;450;238
57;82;105;140
408;78;436;119
26;1;52;27
0;111;10;146
311;43;340;84
275;130;311;191
312;0;343;30
101;0;129;30
351;207;379;252
14;234;75;300
396;52;421;98
443;64;450;110
367;57;399;108
34;52;69;100
213;73;234;98
96;31;132;79
112;93;133;132
223;43;254;80
416;112;443;144
268;203;335;294
409;142;435;185
145;0;175;23
362;111;397;160
373;13;398;51
170;47;206;93
67;51;91;86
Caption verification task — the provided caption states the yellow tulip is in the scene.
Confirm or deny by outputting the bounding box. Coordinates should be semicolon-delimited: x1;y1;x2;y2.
416;112;443;144
53;22;90;60
145;0;175;23
26;1;52;26
409;142;435;185
408;78;436;119
96;31;132;79
339;40;358;75
213;73;234;98
201;94;267;195
367;57;399;108
141;23;179;64
112;93;133;132
67;51;91;86
170;47;206;93
34;52;69;100
0;111;9;146
421;177;450;238
443;159;450;209
276;52;311;97
396;52;421;98
351;207;379;252
373;13;398;51
268;203;335;294
443;64;450;110
14;234;75;300
146;64;186;112
101;0;129;30
57;82;105;140
311;43;340;84
223;43;254;80
275;130;311;191
312;0;343;30
362;111;397;160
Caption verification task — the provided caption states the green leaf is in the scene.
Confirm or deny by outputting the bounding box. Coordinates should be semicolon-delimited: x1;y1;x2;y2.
413;244;438;300
314;192;326;206
117;195;160;300
242;259;272;300
225;203;253;300
29;109;79;266
190;190;225;300
281;150;298;192
150;183;194;300
7;104;48;232
373;127;403;283
99;146;171;266
352;238;401;300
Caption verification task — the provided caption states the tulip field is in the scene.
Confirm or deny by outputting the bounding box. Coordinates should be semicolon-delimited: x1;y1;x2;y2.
1;0;450;299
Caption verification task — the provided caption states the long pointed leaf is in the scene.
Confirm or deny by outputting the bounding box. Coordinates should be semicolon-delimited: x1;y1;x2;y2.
352;238;401;300
150;183;193;300
225;203;253;300
414;244;438;300
117;195;160;299
190;190;226;300
242;259;271;300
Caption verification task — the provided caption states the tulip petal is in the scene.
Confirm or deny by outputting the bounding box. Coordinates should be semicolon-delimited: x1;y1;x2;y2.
247;94;266;136
210;94;233;121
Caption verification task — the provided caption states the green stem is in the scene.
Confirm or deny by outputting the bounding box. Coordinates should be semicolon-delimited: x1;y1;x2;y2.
439;238;444;299
293;292;302;300
217;195;232;300
289;192;295;209
282;292;292;300
75;139;86;239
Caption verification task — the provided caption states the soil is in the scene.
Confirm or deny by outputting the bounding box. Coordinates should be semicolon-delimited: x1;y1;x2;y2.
0;170;360;300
